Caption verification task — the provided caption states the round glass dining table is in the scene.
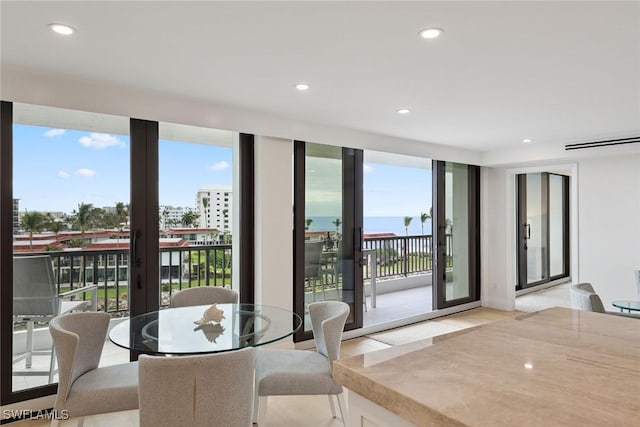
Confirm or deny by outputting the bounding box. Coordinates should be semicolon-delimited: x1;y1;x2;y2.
611;300;640;313
109;303;302;355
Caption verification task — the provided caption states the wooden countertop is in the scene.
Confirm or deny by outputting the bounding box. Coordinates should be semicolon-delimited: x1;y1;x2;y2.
333;307;640;426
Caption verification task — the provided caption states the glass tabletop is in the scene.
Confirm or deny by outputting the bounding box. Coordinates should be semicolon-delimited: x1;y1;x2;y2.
109;303;302;355
611;300;640;312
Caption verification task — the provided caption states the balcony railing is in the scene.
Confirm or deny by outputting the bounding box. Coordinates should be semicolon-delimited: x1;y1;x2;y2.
14;234;448;315
363;234;452;280
14;244;232;316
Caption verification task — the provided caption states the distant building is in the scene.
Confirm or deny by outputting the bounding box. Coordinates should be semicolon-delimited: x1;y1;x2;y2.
196;185;232;233
159;205;188;229
12;199;19;236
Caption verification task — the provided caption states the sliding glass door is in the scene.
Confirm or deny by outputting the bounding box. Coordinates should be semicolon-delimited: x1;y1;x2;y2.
517;172;569;289
293;142;363;341
433;161;480;308
1;102;253;405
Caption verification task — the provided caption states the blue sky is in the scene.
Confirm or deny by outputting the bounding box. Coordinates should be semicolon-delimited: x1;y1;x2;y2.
14;123;430;217
13;124;232;213
363;162;432;217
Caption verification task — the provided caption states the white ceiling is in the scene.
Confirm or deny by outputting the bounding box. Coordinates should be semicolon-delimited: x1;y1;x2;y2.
1;1;639;152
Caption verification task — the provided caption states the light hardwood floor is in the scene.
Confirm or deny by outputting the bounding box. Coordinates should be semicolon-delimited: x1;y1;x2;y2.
9;306;525;427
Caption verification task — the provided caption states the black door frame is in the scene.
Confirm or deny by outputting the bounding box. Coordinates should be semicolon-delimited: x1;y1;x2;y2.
433;161;481;310
0;104;255;405
293;141;363;342
516;172;570;290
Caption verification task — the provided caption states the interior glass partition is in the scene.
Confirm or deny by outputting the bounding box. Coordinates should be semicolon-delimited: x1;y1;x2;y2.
517;172;569;289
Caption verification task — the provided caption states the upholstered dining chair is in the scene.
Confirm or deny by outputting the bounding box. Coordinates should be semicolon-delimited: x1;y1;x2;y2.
13;255;97;383
254;301;350;425
138;347;256;427
49;312;138;427
304;240;325;302
169;286;238;308
570;283;640;318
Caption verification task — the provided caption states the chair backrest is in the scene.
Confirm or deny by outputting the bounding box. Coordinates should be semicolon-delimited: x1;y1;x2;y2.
138;347;256;427
169;286;238;308
49;312;110;406
309;301;350;365
304;240;324;279
569;283;606;313
13;255;58;317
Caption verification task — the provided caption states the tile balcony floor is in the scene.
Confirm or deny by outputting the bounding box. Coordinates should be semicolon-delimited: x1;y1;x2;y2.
10;283;569;425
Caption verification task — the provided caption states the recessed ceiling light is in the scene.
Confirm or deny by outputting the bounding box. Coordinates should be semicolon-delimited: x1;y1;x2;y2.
523;138;533;144
49;23;76;35
419;28;443;39
396;109;411;115
295;83;310;91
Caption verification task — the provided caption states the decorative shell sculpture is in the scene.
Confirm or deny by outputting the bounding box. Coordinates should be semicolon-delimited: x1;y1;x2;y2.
194;323;225;343
193;304;225;325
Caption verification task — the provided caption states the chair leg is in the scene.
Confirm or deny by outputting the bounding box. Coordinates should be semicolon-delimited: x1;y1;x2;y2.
48;341;57;384
77;416;85;427
337;393;347;424
328;394;337;418
256;396;268;425
25;321;34;368
252;385;259;423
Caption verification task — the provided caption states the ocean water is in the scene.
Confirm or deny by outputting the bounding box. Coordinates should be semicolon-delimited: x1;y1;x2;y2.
306;216;432;237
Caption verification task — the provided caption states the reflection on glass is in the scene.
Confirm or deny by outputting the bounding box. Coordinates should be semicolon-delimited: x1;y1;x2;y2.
304;143;344;332
549;174;564;277
526;173;547;283
444;162;470;301
12;104;130;391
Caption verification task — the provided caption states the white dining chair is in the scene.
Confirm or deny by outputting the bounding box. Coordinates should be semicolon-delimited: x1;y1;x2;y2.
169;286;238;308
254;301;350;425
49;312;138;427
138;347;255;427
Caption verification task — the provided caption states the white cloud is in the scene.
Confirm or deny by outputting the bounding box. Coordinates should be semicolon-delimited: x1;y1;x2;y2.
210;161;230;171
58;171;70;178
78;133;125;149
75;168;96;177
363;164;375;173
44;129;66;137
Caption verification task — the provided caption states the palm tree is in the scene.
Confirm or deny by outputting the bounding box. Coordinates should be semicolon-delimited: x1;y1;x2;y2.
75;202;94;245
202;198;210;228
305;218;313;231
22;211;44;251
115;202;128;228
47;218;66;236
114;202;128;248
332;218;342;237
181;209;199;228
403;216;413;235
74;202;94;285
420;211;431;235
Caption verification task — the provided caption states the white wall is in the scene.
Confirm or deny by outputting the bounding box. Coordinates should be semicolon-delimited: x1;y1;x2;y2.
254;136;294;311
482;166;514;310
578;154;640;305
483;153;640;311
